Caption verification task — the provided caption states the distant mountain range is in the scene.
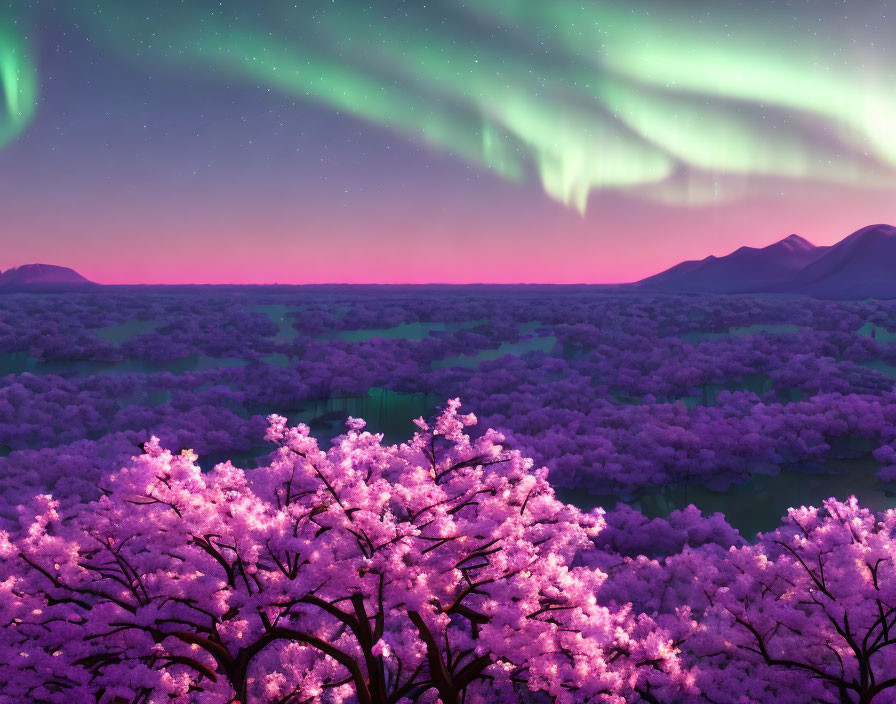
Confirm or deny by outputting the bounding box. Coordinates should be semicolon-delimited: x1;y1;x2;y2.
0;264;94;288
5;225;896;299
638;224;896;298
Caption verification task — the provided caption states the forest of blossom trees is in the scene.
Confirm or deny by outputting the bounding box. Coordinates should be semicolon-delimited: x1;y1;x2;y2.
3;405;895;702
3;286;896;701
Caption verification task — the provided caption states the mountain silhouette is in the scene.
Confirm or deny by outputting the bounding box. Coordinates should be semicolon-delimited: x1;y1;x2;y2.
639;234;829;293
779;224;896;299
0;264;94;288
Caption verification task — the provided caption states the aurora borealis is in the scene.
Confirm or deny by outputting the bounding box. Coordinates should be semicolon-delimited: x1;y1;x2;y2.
0;20;36;149
1;1;895;284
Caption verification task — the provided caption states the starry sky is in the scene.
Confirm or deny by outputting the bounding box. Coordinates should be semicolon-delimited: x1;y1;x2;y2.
0;0;894;284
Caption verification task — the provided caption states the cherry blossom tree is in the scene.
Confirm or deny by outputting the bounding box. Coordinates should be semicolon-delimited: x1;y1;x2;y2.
698;498;896;704
0;401;687;703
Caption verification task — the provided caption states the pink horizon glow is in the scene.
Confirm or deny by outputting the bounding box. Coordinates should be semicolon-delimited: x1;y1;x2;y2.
4;181;893;286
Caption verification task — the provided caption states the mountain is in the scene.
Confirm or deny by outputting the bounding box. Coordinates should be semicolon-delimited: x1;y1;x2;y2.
638;234;829;293
781;224;896;299
0;264;94;288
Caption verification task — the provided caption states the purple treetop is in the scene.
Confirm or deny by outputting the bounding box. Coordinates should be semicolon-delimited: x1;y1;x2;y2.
0;401;688;703
696;498;896;704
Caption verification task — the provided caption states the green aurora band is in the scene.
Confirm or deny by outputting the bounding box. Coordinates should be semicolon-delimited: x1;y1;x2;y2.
470;0;896;169
0;24;37;149
24;2;896;212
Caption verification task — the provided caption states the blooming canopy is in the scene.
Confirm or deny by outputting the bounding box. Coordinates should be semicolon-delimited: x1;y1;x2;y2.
0;400;686;703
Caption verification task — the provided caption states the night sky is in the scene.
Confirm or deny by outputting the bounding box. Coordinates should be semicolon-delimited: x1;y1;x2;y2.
1;1;894;284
